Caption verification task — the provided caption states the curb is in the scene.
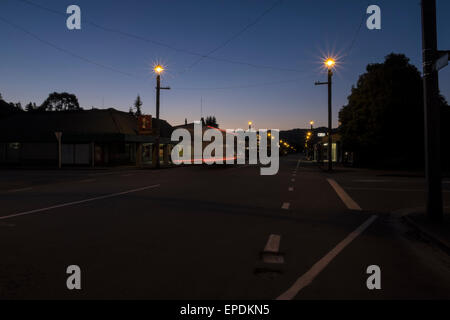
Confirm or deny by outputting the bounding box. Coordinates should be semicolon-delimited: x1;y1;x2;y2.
402;215;450;256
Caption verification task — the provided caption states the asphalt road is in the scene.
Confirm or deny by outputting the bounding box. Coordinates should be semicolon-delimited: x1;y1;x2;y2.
0;156;449;299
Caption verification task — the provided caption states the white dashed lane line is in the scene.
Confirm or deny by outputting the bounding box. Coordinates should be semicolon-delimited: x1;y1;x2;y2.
262;234;284;264
289;187;294;192
281;202;290;210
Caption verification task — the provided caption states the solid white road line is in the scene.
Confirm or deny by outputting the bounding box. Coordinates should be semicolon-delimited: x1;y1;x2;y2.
276;215;377;300
0;184;160;221
281;202;290;210
289;187;294;192
8;187;33;193
352;179;392;183
264;234;281;253
345;186;450;193
327;179;362;211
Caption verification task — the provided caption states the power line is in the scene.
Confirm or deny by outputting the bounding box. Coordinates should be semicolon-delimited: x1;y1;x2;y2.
0;14;309;90
14;0;303;74
0;15;138;78
174;77;307;90
342;2;369;60
181;0;284;73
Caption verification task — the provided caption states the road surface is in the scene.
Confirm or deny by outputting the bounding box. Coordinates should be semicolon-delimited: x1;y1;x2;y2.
0;156;449;299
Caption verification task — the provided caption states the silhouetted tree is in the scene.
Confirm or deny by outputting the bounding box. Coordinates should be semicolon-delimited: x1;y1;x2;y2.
40;92;81;111
25;102;37;112
339;53;448;168
205;115;218;127
133;95;142;117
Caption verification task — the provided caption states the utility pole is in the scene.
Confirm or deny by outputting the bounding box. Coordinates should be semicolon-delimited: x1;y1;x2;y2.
315;59;335;171
327;68;332;172
154;66;170;169
421;0;446;221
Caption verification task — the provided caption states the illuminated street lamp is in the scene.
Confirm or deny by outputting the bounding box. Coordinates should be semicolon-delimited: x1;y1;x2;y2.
310;120;315;130
248;121;252;130
154;64;170;169
315;57;336;171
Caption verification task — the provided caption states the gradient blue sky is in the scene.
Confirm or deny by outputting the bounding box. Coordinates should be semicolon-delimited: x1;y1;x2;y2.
1;0;449;130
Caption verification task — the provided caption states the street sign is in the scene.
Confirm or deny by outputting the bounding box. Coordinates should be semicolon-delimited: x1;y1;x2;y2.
317;132;326;137
138;115;152;135
435;52;448;71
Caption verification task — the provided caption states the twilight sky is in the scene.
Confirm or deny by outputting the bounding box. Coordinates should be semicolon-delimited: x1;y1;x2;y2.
1;0;449;130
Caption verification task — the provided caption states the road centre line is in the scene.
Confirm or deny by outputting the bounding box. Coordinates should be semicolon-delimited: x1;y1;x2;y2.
291;178;295;182
0;184;160;221
263;234;284;264
281;202;290;210
327;179;362;211
276;215;377;300
264;234;281;253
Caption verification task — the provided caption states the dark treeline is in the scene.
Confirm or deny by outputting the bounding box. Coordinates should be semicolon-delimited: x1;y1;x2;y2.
339;53;450;170
0;92;81;116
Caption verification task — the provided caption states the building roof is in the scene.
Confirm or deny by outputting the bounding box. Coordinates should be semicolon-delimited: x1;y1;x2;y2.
0;108;173;143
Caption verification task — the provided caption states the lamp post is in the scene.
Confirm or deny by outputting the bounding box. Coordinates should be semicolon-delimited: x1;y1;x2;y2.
154;65;170;169
310;120;314;131
315;58;335;171
248;121;252;130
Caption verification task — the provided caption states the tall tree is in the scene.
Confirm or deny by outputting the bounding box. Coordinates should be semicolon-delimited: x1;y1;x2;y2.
205;115;218;127
133;95;143;117
339;53;448;168
40;92;81;111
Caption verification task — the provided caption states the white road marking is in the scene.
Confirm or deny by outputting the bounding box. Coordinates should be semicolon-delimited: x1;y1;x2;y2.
327;179;362;211
289;187;294;192
264;234;281;253
281;202;290;210
345;187;450;193
263;234;284;264
0;184;160;221
79;179;96;183
291;178;295;182
352;179;391;183
276;215;377;300
8;187;33;193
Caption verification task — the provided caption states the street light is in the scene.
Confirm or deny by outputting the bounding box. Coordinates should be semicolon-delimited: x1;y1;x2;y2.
153;64;170;169
248;121;252;130
315;57;336;171
310;120;315;130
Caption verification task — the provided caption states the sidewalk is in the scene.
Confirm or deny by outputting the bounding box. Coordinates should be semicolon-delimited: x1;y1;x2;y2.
403;209;450;255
